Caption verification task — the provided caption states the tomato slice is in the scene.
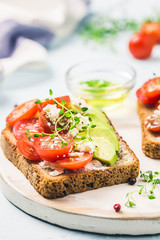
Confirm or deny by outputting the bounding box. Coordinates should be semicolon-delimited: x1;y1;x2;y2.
38;96;71;111
6;100;39;127
13;119;43;140
56;153;93;169
136;88;159;105
141;77;160;99
34;134;74;162
16;134;41;161
39;110;55;133
145;114;160;132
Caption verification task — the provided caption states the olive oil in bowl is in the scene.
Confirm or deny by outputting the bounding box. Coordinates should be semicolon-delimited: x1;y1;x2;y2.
66;59;136;109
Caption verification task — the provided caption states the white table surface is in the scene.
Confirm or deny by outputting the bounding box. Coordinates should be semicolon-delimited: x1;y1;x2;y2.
1;0;160;239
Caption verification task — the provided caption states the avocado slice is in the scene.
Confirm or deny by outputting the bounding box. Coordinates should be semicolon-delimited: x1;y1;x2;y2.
87;107;114;132
93;137;117;165
75;126;119;152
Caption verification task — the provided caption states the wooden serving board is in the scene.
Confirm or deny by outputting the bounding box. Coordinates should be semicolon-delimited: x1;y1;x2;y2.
1;100;160;235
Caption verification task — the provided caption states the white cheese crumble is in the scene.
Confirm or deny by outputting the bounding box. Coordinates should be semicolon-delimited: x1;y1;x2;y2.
74;113;90;131
77;141;95;153
43;104;60;124
154;110;160;118
71;97;91;114
49;170;61;177
68;128;79;138
84;160;107;171
39;161;64;174
68;152;84;157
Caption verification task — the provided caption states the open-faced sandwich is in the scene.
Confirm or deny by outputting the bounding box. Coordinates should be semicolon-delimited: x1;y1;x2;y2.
137;76;160;158
1;90;139;199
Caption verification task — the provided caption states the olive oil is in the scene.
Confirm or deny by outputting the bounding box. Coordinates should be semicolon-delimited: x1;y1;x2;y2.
76;79;129;108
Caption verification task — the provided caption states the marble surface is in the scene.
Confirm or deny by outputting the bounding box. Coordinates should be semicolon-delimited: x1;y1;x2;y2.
1;0;160;239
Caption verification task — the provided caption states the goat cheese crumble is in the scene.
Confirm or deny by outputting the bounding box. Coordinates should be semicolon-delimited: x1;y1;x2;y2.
74;113;90;131
71;97;91;114
77;141;95;153
43;104;60;124
68;128;79;138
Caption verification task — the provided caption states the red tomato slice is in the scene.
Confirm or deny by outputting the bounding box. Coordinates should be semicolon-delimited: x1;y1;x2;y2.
6;100;39;127
56;153;93;169
129;33;154;59
38;96;71;111
34;134;74;162
38;99;54;111
145;114;160;132
13;119;43;140
141;77;160;99
16;134;41;161
136;88;159;105
39;110;55;133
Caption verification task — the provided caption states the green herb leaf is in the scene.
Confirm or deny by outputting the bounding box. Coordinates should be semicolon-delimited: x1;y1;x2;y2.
35;100;41;104
34;133;40;137
50;133;55;138
28;136;31;141
89;117;92;122
25;132;28;135
49;89;53;96
81;107;88;112
64;112;71;118
41;133;45;137
91;124;96;128
82;126;87;129
148;195;156;200
81;136;86;140
61;100;66;105
129;201;136;207
74;116;80;125
88;137;93;141
70;125;76;130
59;108;64;115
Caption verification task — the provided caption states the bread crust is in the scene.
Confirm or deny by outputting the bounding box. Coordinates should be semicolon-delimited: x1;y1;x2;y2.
1;123;139;199
137;100;160;158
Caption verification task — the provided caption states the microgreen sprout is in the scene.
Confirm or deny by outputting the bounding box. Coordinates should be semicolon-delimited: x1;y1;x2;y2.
29;89;97;147
125;170;160;208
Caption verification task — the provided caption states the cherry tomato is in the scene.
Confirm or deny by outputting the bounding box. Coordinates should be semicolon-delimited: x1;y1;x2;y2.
6;100;39;127
141;22;160;43
38;96;71;111
13;119;43;140
129;33;154;59
56;153;93;169
39;110;55;133
34;134;74;162
145;114;160;132
16;134;41;161
136;88;159;105
38;99;54;111
141;77;160;99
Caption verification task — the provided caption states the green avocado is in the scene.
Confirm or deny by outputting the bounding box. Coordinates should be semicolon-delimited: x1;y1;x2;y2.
92;137;117;166
75;125;119;152
87;107;114;132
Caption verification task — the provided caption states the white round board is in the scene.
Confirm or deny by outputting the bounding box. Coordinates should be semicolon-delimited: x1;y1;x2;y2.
1;98;160;235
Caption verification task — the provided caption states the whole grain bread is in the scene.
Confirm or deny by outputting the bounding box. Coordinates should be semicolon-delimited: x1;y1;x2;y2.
1;121;139;199
137;100;160;158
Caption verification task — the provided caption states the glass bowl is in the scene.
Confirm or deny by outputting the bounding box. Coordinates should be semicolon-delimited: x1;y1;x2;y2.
66;58;136;109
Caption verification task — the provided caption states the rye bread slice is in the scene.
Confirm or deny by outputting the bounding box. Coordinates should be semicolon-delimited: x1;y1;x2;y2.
1;122;139;199
137;100;160;159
